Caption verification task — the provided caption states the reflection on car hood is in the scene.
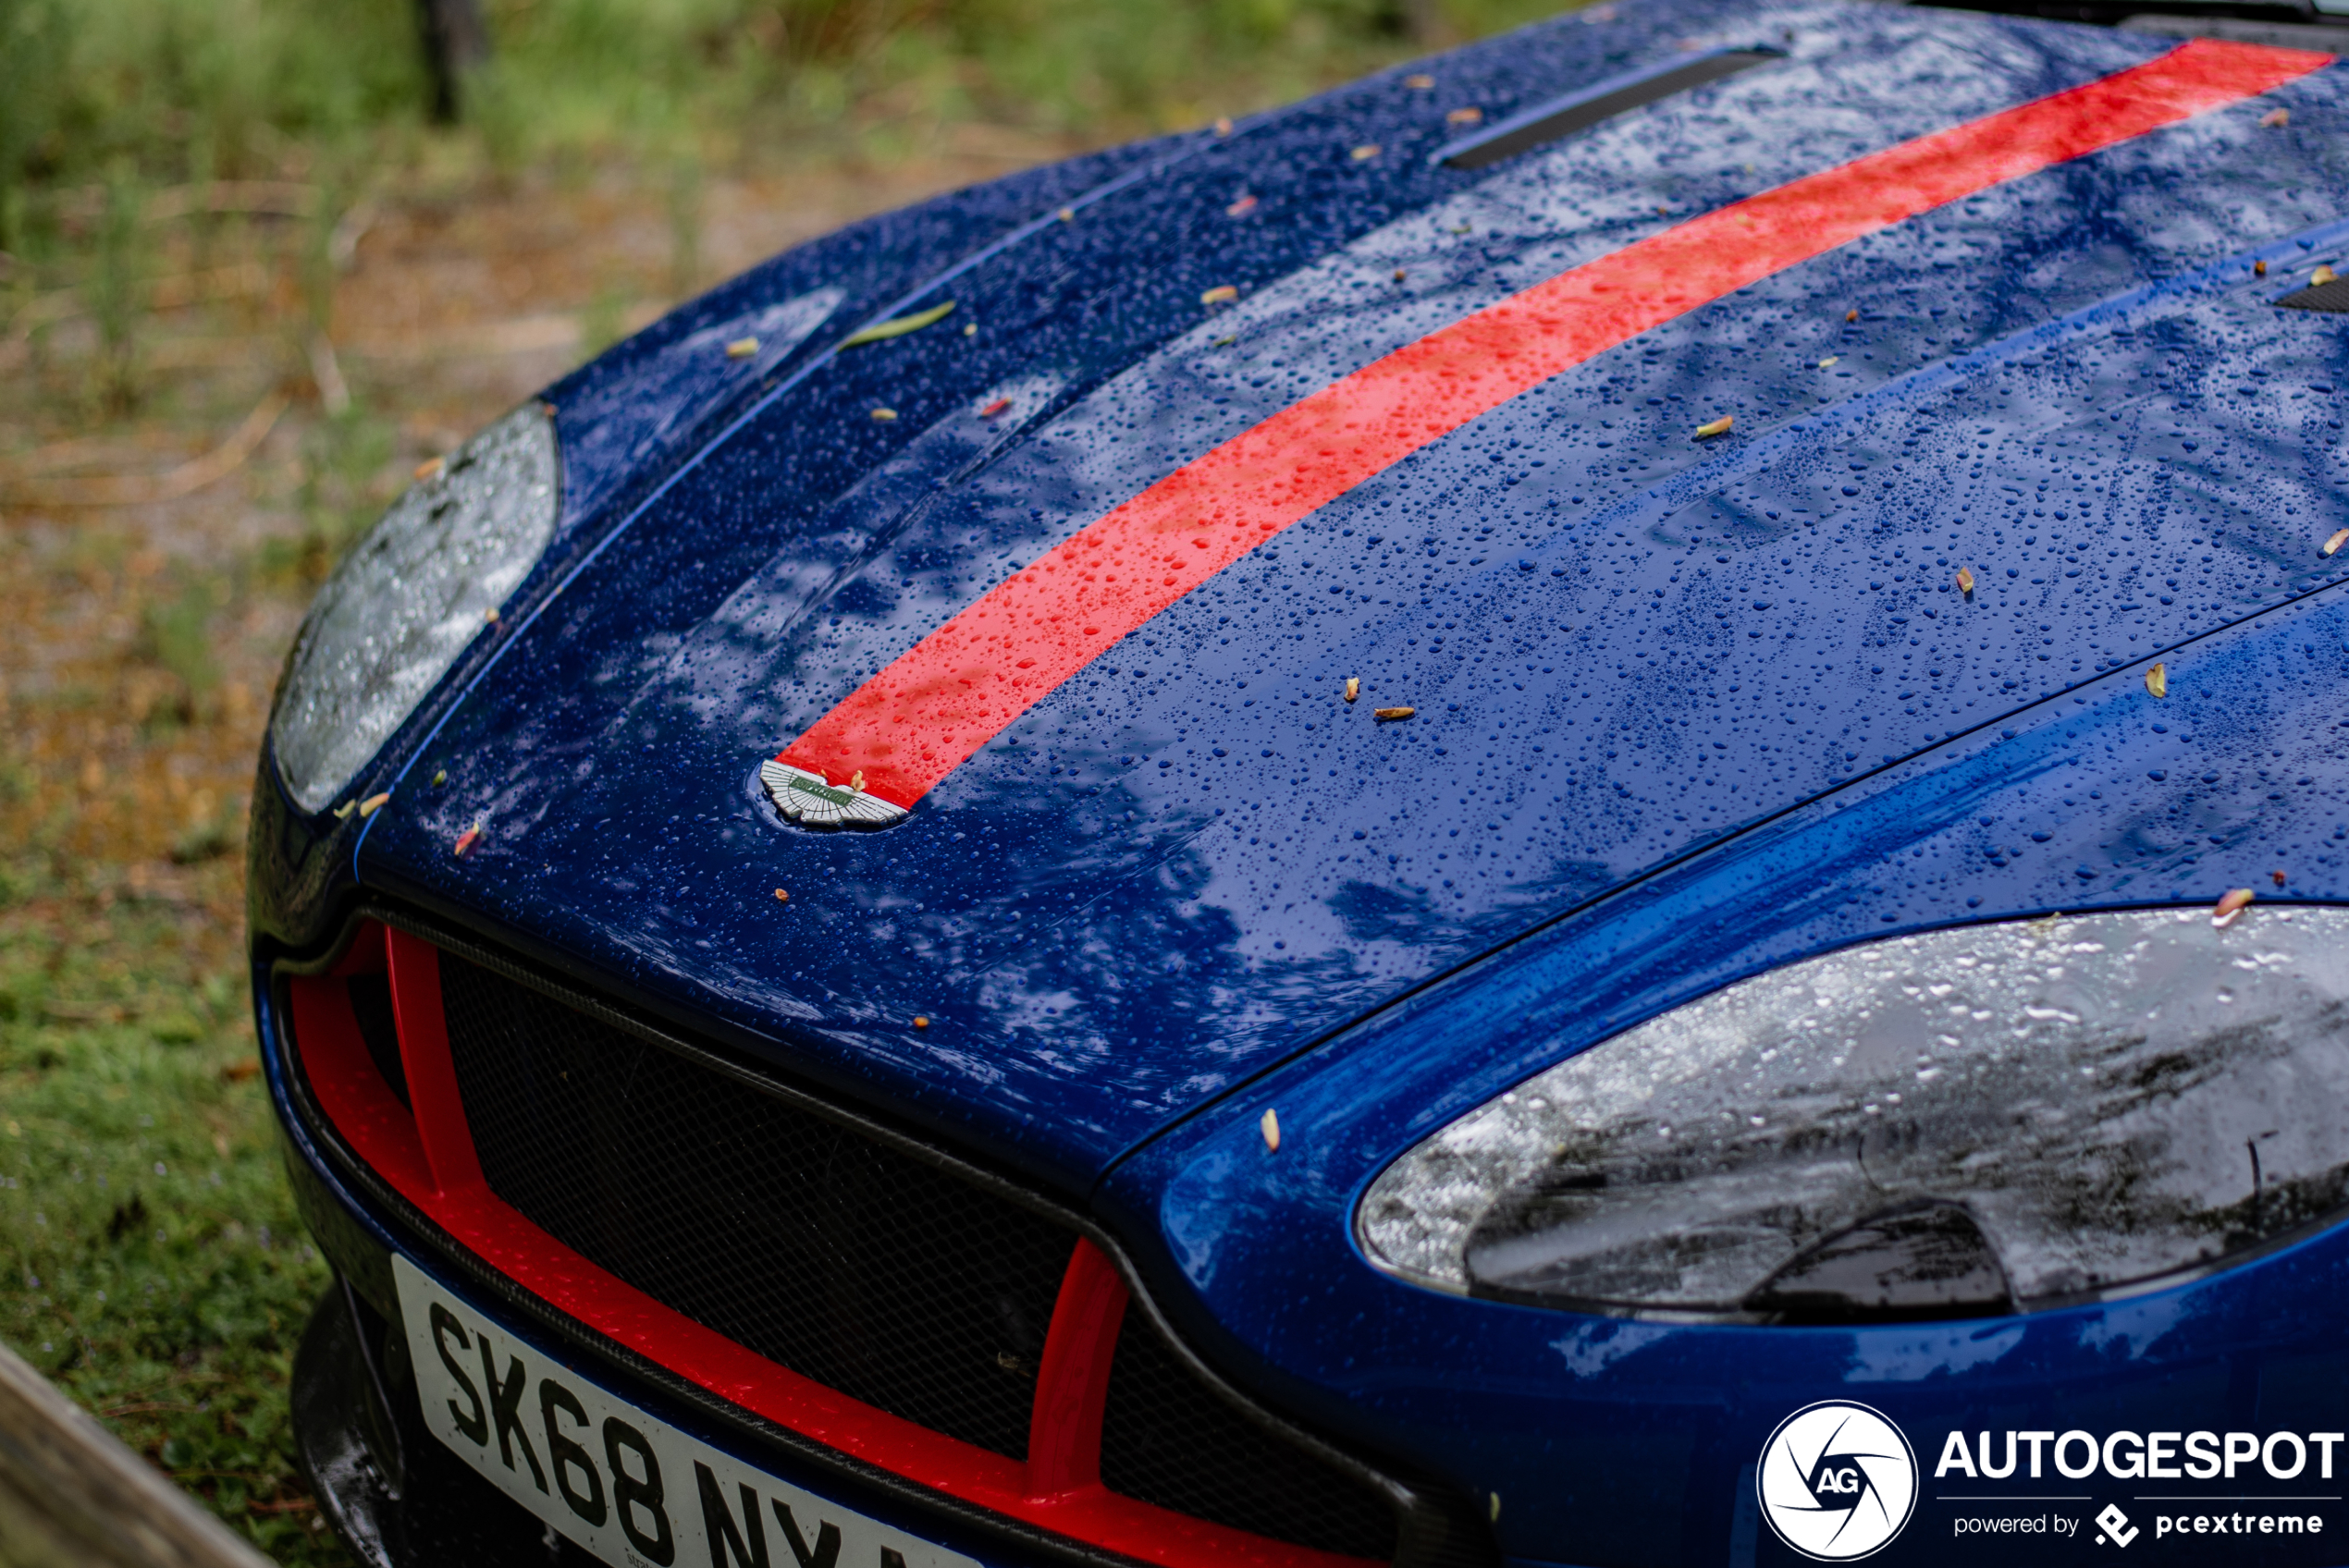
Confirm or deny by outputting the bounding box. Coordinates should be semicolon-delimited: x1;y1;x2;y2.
353;0;2349;1194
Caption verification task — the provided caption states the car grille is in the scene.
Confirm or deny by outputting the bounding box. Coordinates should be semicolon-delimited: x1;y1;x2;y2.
424;946;1402;1561
441;952;1070;1461
2277;276;2349;312
1101;1309;1398;1561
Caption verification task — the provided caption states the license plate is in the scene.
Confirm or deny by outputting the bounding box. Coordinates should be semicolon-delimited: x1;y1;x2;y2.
393;1256;984;1568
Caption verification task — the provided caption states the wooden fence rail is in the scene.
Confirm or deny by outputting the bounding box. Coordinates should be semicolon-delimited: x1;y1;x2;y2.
0;1339;270;1568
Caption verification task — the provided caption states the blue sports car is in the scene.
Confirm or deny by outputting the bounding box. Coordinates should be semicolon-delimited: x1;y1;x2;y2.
253;2;2349;1562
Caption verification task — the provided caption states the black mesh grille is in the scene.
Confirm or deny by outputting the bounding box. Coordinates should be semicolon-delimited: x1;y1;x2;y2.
437;954;1073;1460
2278;278;2349;312
346;973;409;1109
422;945;1408;1562
1100;1317;1398;1560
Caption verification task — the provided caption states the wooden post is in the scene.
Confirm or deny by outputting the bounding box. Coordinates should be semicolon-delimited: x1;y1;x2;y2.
415;0;491;125
0;1340;270;1568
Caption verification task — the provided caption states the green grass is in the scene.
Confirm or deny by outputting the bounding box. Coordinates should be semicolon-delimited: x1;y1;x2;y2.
1;511;351;1561
0;897;348;1564
1;0;1562;226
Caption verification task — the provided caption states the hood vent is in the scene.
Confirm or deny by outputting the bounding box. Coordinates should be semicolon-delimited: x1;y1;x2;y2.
1434;48;1781;170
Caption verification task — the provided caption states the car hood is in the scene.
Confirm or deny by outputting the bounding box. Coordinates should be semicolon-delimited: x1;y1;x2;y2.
352;0;2349;1194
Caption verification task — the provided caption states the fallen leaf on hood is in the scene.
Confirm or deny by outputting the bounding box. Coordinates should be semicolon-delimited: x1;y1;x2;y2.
1446;106;1483;126
914;1015;929;1029
1225;194;1258;217
1351;143;1382;161
1817;355;1838;368
2323;528;2347;557
2257;259;2269;276
1057;207;1074;222
432;770;446;785
840;300;955;347
870;407;897;422
1261;1108;1281;1151
724;337;757;359
1955;566;1974;595
773;888;789;902
332;800;357;821
483;606;498;624
2262;106;2291;128
2213;887;2255;928
979;398;1011;418
2272;869;2289;887
357;792;391;818
412;456;445;482
1405;73;1434;89
1394;268;1408;283
453;821;484;857
1212;335;1236;347
2146;662;2168;699
1345;677;1360;704
850;769;867;792
2315;264;2339;286
1695;415;1733;439
1200;284;1238;306
1846;308;1858;323
1373;705;1415;721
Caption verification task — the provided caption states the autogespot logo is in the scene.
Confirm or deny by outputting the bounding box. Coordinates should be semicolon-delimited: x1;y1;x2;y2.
1758;1402;1920;1562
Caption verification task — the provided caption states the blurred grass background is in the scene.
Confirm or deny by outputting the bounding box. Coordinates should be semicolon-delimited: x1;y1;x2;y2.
1;0;1557;228
0;0;1561;1562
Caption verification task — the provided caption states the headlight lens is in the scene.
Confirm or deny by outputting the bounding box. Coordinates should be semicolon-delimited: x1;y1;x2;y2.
1359;908;2349;1321
270;404;560;814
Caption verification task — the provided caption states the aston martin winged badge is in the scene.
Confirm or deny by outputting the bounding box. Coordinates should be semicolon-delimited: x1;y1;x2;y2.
759;759;908;829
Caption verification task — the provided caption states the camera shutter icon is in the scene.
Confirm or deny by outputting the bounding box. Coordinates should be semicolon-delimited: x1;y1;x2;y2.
1756;1402;1918;1561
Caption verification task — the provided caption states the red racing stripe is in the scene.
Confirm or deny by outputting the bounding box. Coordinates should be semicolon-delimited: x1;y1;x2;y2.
782;39;2329;808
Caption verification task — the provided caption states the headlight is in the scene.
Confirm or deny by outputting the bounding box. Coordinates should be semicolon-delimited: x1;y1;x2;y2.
1359;908;2349;1321
270;404;560;814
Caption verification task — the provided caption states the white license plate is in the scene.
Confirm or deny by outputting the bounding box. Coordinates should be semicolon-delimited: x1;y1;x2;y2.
393;1256;985;1568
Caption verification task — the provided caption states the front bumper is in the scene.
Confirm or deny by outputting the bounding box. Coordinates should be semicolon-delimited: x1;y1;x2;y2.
263;905;1486;1568
281;1149;1053;1568
263;836;2349;1568
290;1272;592;1568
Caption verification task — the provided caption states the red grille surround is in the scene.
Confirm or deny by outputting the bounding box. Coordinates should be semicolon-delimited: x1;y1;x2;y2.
286;920;1382;1568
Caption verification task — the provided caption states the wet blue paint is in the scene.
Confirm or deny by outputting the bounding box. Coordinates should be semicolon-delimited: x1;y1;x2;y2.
245;2;2349;1558
330;0;2349;1188
1110;583;2349;1565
